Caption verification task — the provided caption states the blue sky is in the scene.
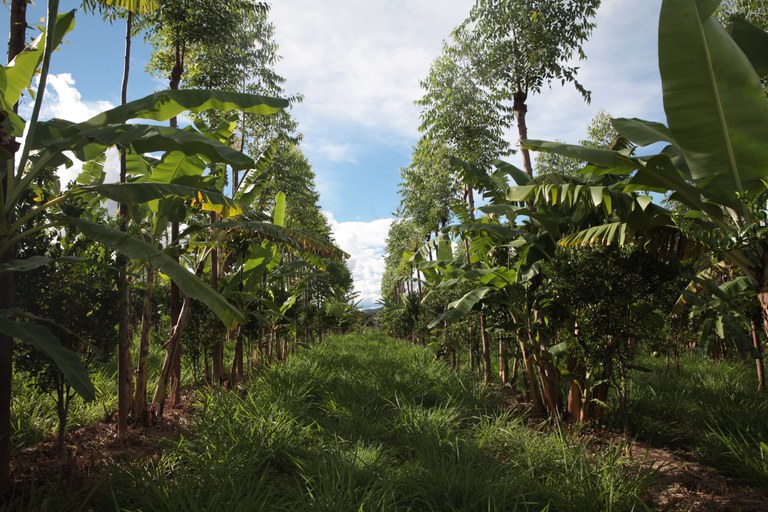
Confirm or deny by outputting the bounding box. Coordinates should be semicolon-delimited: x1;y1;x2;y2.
2;0;666;308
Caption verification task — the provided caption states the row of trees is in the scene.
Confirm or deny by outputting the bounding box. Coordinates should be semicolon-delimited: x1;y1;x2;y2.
1;0;355;488
381;0;768;435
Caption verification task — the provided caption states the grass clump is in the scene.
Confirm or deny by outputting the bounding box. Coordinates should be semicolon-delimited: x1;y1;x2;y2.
90;331;649;511
624;352;768;491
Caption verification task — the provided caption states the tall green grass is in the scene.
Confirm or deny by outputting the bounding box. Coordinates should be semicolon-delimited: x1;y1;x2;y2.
624;352;768;490
85;331;651;511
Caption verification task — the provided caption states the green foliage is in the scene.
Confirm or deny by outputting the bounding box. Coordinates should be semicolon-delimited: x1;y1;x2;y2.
73;333;650;511
625;352;768;490
466;0;601;101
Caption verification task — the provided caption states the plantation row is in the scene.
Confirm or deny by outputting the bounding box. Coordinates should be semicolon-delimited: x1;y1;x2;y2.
5;333;656;511
383;0;768;443
2;0;359;492
378;0;768;499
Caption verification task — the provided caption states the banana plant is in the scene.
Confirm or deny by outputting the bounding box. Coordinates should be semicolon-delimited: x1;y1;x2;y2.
520;0;768;346
0;1;291;481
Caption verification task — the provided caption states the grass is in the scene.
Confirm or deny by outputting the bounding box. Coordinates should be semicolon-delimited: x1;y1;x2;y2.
83;330;651;511
622;351;768;491
10;330;190;452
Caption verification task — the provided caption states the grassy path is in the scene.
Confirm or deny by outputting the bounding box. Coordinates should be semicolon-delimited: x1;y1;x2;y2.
21;332;651;511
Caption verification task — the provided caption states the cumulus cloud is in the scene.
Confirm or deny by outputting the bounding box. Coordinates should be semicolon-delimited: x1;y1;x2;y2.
270;0;471;142
20;74;118;189
37;73;116;123
270;0;666;192
324;211;394;308
310;141;358;163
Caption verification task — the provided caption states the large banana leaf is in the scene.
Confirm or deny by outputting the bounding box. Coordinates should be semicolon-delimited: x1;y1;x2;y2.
37;123;255;169
726;16;768;78
3;10;75;108
76;153;106;186
611;118;676;146
212;220;348;261
428;287;493;328
78;89;287;128
0;310;95;401
523;140;636;170
235;142;278;207
149;151;207;185
0;255;88;276
79;182;244;217
273;191;286;227
67;218;243;328
659;0;768;202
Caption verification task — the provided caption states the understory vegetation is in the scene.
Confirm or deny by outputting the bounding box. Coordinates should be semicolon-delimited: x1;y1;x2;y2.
8;333;654;511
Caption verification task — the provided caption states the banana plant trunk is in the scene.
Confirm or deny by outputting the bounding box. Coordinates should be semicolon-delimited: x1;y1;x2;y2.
755;290;768;393
519;339;546;416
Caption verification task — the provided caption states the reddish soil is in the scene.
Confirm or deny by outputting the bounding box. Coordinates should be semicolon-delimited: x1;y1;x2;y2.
637;442;768;512
8;393;195;494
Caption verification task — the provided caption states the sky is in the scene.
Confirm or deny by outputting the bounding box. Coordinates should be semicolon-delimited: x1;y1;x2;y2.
1;0;666;308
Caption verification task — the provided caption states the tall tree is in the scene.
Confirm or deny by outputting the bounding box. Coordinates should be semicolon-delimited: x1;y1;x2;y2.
466;0;601;177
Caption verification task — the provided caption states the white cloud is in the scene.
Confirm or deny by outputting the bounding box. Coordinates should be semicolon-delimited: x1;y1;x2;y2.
19;74;118;190
38;73;115;122
309;140;358;163
269;0;473;184
270;1;471;138
324;211;394;308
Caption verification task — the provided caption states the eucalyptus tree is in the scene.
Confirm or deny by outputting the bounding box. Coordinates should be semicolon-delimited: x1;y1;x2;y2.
399;138;457;243
415;27;514;370
465;0;601;177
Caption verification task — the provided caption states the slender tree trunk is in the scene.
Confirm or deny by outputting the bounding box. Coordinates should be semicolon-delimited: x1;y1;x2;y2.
0;1;27;488
116;11;134;437
479;313;492;384
499;337;509;386
133;265;154;425
167;38;185;407
151;295;192;420
0;252;14;489
513;90;533;178
8;0;26;60
230;329;244;386
168;227;182;409
56;380;72;461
